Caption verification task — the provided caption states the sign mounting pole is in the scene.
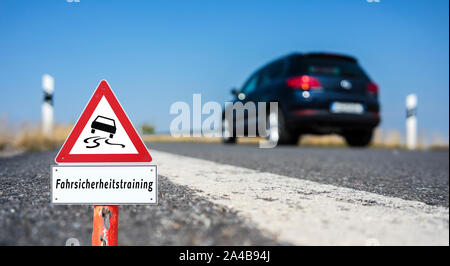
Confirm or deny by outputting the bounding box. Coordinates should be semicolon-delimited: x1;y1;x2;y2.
52;80;156;247
92;205;119;246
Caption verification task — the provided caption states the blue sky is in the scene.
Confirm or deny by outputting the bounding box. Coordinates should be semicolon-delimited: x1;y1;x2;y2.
0;0;448;140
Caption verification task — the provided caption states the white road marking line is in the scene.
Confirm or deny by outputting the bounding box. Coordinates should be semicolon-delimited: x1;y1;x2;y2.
152;150;449;246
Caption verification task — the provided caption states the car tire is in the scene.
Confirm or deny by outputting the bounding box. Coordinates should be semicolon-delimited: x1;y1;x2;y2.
222;117;237;144
91;129;95;134
266;108;298;145
343;129;373;147
110;134;114;139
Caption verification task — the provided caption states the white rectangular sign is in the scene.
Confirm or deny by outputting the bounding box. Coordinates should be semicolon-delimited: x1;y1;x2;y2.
51;165;157;204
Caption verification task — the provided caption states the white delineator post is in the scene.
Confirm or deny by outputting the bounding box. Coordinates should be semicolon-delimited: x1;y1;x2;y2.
406;94;418;150
42;74;54;137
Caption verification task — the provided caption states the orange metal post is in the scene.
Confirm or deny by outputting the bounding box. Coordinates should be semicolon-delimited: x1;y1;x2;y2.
92;205;119;246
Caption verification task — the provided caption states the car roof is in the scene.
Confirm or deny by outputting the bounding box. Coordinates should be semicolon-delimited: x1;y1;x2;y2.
286;52;358;63
243;52;359;83
96;115;114;121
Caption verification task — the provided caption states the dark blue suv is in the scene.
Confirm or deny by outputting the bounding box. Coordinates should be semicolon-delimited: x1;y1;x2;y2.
222;52;380;146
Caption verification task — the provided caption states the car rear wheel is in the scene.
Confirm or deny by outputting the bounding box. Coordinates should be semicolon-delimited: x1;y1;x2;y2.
266;108;298;145
222;117;237;144
343;129;373;147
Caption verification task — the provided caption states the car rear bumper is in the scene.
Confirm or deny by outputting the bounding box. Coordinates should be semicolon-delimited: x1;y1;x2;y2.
286;109;380;132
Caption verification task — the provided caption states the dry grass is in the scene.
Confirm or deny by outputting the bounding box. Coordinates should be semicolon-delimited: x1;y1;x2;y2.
0;138;7;151
13;124;73;152
428;145;449;151
0;116;14;151
0;124;73;152
142;134;221;143
299;134;346;147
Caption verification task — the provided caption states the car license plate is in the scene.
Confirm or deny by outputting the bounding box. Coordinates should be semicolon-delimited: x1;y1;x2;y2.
330;102;364;114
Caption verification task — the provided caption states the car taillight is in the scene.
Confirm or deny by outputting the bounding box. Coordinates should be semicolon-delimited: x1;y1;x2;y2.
286;75;322;90
367;82;379;95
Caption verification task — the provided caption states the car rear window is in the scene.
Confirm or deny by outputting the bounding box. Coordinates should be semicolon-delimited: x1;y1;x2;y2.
95;116;114;126
289;56;368;78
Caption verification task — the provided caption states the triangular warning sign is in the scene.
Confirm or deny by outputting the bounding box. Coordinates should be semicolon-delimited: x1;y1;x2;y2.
55;80;152;163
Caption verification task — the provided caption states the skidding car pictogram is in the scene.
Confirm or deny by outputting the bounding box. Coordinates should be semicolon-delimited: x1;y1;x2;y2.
91;115;117;138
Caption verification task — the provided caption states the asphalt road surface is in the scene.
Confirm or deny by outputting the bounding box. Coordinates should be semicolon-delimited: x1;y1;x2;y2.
0;142;448;245
149;142;449;207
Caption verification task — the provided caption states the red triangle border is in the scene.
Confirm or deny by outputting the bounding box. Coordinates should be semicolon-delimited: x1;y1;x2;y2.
55;80;152;163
